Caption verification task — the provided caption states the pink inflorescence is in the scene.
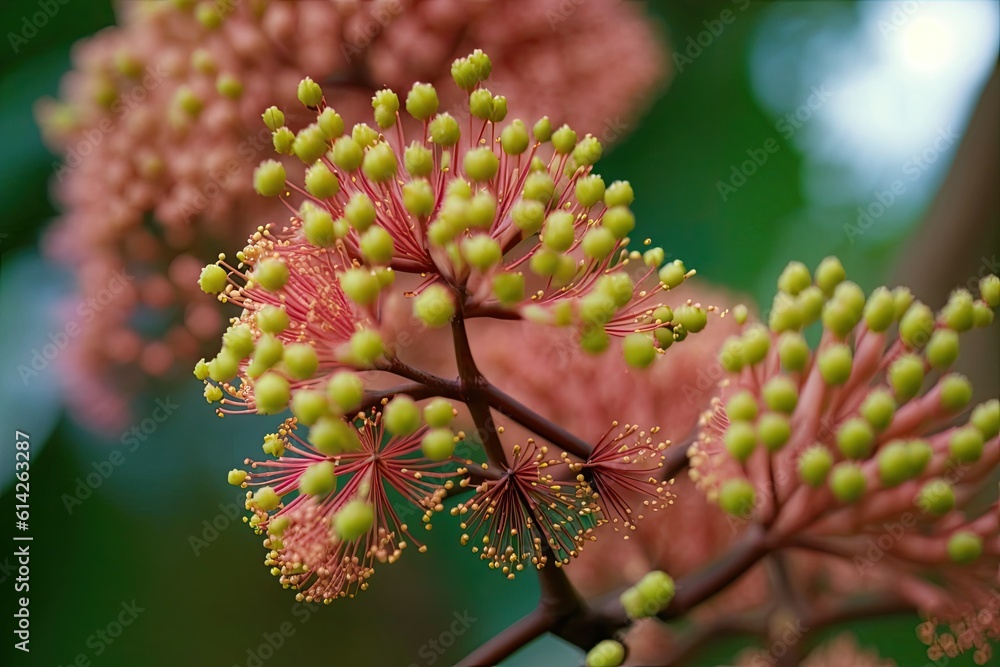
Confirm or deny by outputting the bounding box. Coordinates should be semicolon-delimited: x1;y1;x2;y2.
37;0;667;430
690;259;1000;665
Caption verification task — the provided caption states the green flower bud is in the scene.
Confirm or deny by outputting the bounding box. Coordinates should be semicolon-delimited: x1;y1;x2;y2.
798;445;833;487
762;376;798;413
317;107;344;139
174;86;203;116
829;462;866;503
757;412;791;451
892;287;914;320
719;478;756;517
527;249;559;278
345;193;377;232
724;421;756;462
492;121;528;158
575;174;606;208
925;329;959;369
597;273;634;308
815;256;846;296
718;337;745;372
340;268;381;306
227;469;246;486
284;343;318;380
492;272;525;305
258;305;289;334
251;334;283;373
907;439;933;478
255;373;290;415
980;274;1000;308
199;264;228;293
383;396;421;437
863;287;895;332
659;260;686;289
512;200;546;234
223;324;254;358
777;261;811;295
405;82;439;120
271;127;294;154
292;124;328;164
726;391;758;422
193;358;210;381
305;163;340;199
899;302;934;348
327;371;364;414
623;333;656;369
533;116;553;142
423;398;454;428
253;160;286;197
216;73;243;99
970;399;999;439
303;207;336;247
818;344;852;385
836;418;875;459
463;147;500;183
208;349;240;382
602;206;635;239
462;235;502;271
430;113;460;146
973;301;994;327
822;299;860;338
551;124;577;154
372;88;400;128
421;428;456;461
769;295;803;333
290;389;328;426
580;326;610;354
888;354;924;402
604;180;635;207
542;211;575;252
253;258;289;291
742;326;771;366
359;226;395;265
586;640;625;667
916;479;954;515
253;486;280;511
572;135;602;167
939;373;972;411
297;77;322;107
732;304;749;325
362;142;398;183
777;332;809;371
949;426;984;463
300;461;337;496
352;123;379;148
522;171;555;203
262;106;285;132
877;441;911;487
414;284;455;328
581;227;617;260
795;286;825;326
673;305;708;334
941;289;975;331
348;329;384;367
860;389;895;431
947;531;983;564
334;500;374;541
331;136;364;172
468;88;494;120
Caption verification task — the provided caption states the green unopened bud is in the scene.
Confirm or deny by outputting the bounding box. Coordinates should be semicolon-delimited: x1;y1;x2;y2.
227;469;246;486
327;372;363;414
174;86;203;116
300;461;337;496
522;171;555;203
258;305;289;334
489;95;507;123
383;396;421;437
623;333;656;369
216;73;243;99
421;428;456;461
251;334;283;372
253;160;286;197
372;89;400;128
414;285;455;328
742;326;771;366
970;399;999;439
980;274;1000;308
550;124;577;154
916;479;954;515
659;260;686;289
292;124;328;164
580;326;610;354
303;207;336;247
604;180;635;207
973;301;994;327
396;181;433;219
573;136;602;166
297;77;322;107
892;287;914;320
340;268;381;306
271;127;294;154
334;500;374;541
888;354;924;402
352;123;379;148
719;478;756;517
199;264;228;293
359;226;395;265
193;359;210;381
533;116;553;142
463;147;499;182
925;329;959;369
949;426;984;463
255;373;290;414
575;175;606;208
317;107;344;139
401;81;437;121
492;273;524;305
758;412;791;451
345;193;377;232
796;286;825;326
581;227;617;260
253;486;280;511
726;391;758;422
762;376;798;413
208;349;240;382
860;389;895;431
877;441;911;487
836;418;875;459
822;299;860;338
542;211;575;252
798;445;833;487
430;113;460;146
284;343;318;380
331;136;364;172
290;389;328;426
585;639;625;667
724;421;756;462
769;294;803;333
777;332;809;371
498;119;529;155
512;200;546;235
674;305;707;334
947;531;983;564
462;235;502;271
253;258;289;291
468;88;493;120
732;304;749;325
818;344;852;385
939;373;972;411
305;163;339;198
829;462;866;503
815;256;846;295
223;324;254;358
941;289;975;332
348;329;384;367
362;142;397;183
899;302;934;348
423;399;454;428
777;261;811;295
262;106;285;132
597;273;634;308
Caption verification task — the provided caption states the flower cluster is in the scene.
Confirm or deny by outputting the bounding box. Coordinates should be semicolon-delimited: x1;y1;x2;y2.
38;0;667;430
690;258;1000;664
198;50;699;600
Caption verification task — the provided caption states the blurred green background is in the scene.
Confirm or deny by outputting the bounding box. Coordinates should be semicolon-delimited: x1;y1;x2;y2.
1;1;997;665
